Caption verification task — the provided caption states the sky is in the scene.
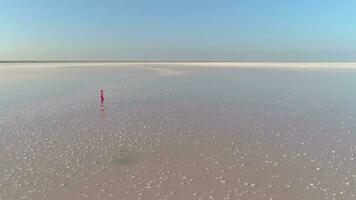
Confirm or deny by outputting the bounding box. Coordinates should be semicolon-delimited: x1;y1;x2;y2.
0;0;356;61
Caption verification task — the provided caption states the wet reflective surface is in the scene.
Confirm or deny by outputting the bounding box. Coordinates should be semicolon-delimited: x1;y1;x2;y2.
1;65;356;200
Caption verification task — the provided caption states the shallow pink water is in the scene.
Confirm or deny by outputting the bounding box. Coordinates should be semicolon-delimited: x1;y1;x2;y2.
1;66;356;200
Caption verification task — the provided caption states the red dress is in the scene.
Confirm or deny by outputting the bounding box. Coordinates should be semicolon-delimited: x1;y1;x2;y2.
100;91;104;104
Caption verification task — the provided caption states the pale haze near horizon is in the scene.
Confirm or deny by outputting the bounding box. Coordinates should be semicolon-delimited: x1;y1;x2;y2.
1;0;356;61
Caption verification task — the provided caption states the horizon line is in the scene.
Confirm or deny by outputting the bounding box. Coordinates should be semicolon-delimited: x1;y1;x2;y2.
1;60;356;63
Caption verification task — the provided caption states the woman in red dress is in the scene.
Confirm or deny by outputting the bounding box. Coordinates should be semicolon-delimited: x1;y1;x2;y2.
100;89;104;104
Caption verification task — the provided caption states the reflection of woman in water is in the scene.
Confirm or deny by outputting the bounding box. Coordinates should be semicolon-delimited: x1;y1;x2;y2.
100;89;104;104
100;103;106;118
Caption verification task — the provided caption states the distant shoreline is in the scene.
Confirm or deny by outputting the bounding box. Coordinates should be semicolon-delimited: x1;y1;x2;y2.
1;61;356;63
1;61;356;70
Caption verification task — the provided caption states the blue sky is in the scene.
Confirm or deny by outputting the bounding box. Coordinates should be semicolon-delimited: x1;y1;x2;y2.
1;0;355;61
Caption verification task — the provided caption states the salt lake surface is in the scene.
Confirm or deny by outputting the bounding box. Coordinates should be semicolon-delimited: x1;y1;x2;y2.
1;63;356;200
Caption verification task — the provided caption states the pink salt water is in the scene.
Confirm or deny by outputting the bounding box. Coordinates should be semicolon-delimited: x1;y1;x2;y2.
0;63;356;200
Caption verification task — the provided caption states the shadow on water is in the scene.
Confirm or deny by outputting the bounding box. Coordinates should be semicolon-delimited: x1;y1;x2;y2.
91;148;138;166
110;148;137;166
